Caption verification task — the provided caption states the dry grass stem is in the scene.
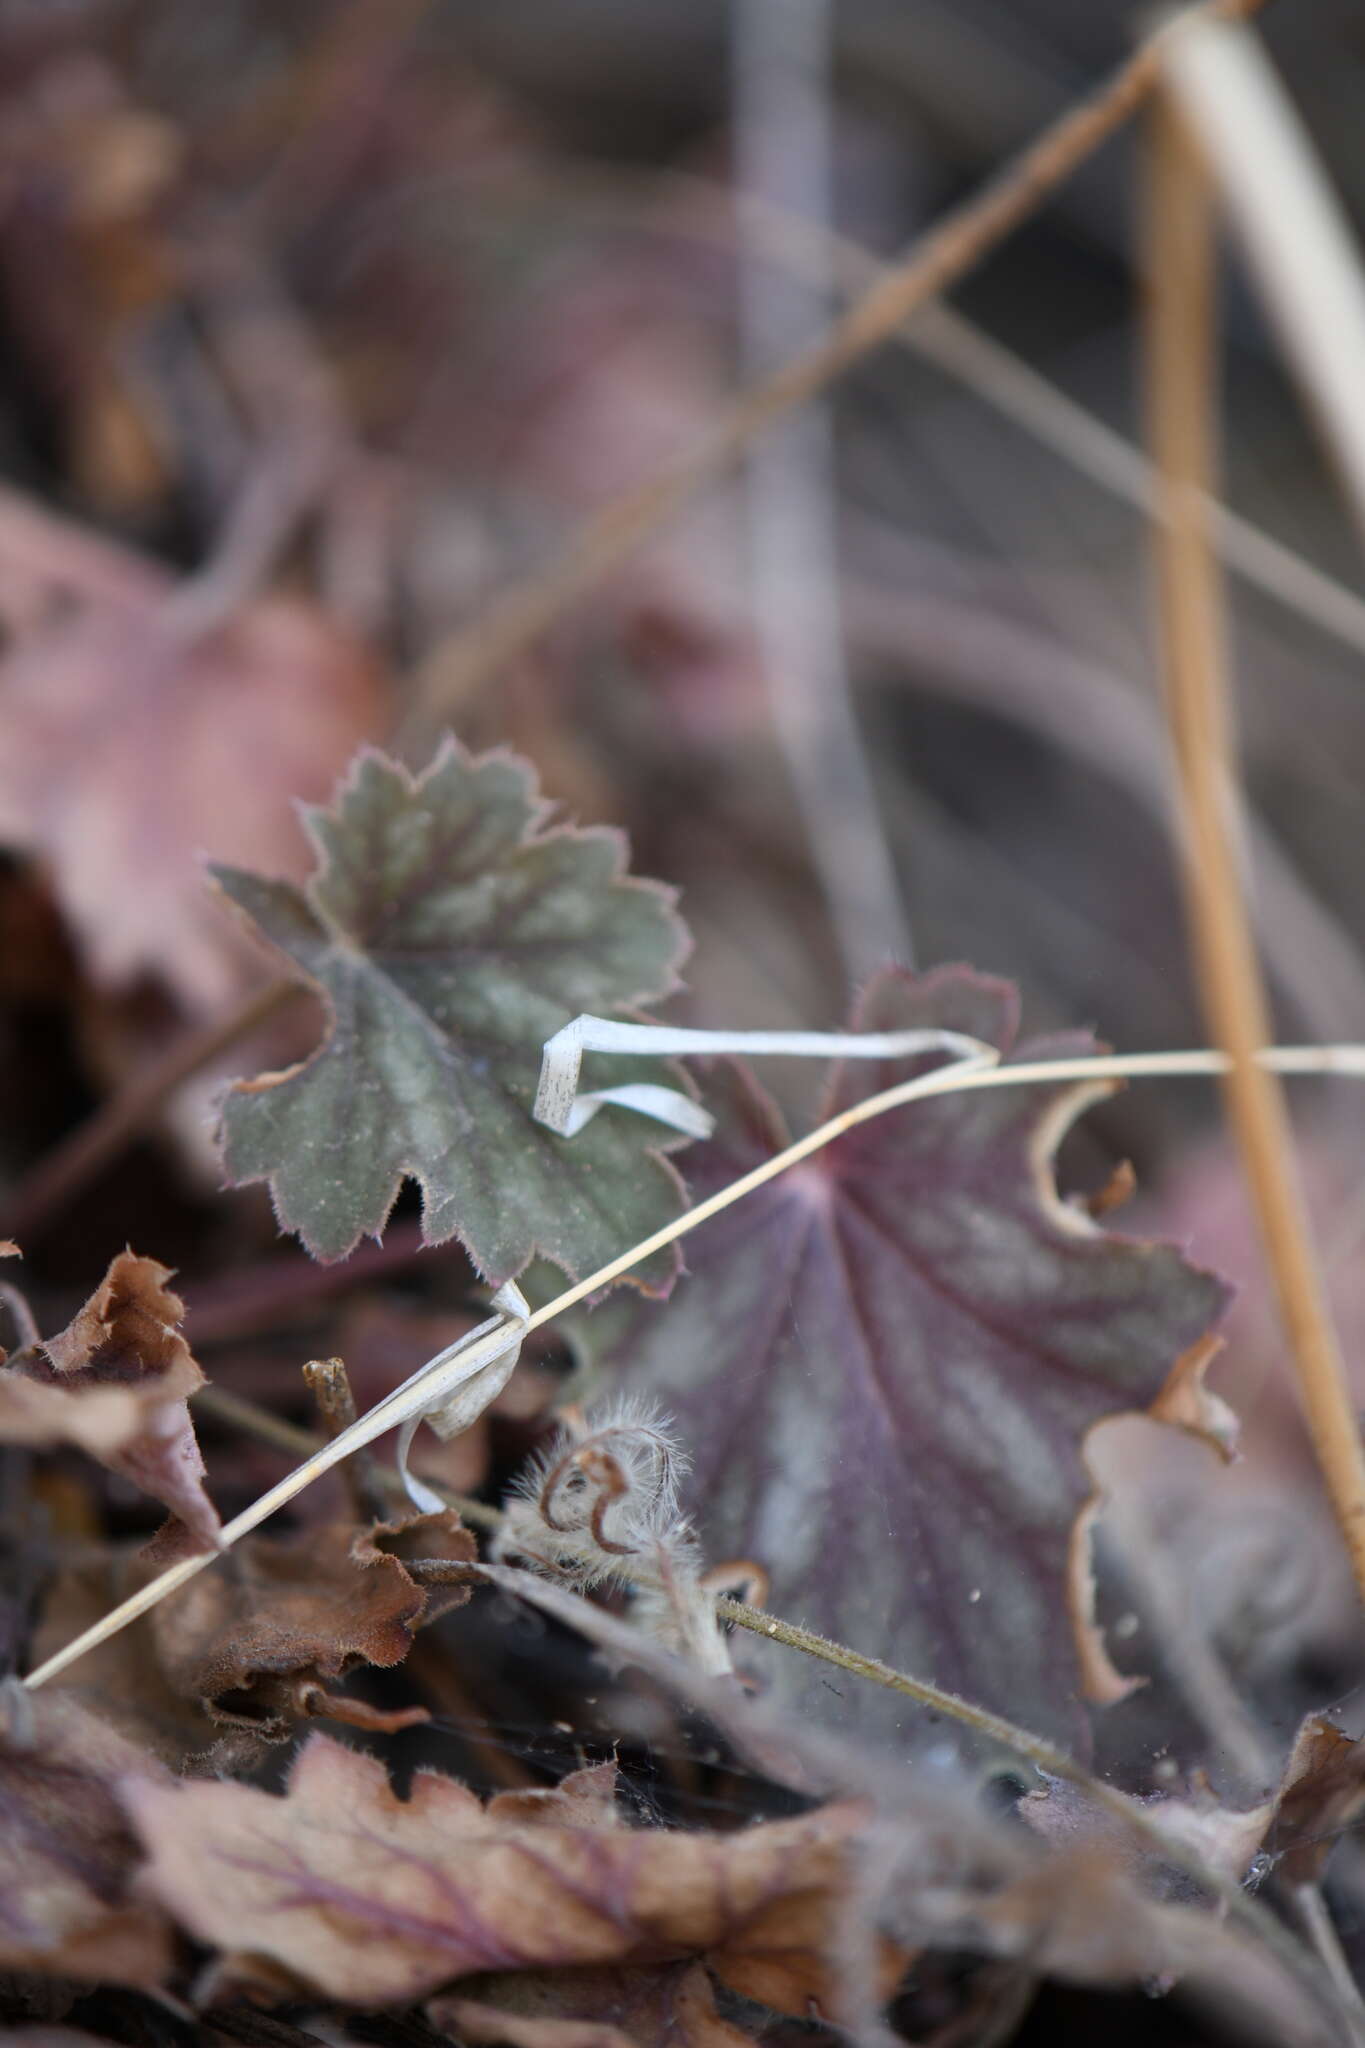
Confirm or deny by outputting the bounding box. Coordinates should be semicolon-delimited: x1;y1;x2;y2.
1161;13;1365;544
905;301;1365;662
1144;91;1365;1606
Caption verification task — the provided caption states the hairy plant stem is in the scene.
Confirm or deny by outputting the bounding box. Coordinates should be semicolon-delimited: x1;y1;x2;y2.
1144;91;1365;1609
407;0;1267;728
0;975;302;1244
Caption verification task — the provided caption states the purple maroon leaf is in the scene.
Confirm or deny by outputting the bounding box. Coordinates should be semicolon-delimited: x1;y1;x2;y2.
588;966;1233;1747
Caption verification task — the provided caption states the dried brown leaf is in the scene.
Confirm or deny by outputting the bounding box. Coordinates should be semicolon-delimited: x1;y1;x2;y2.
0;1250;220;1549
29;1558;261;1774
147;1508;474;1741
1268;1713;1365;1884
0;522;382;1008
33;1509;474;1764
0;1688;170;1986
124;1733;883;2010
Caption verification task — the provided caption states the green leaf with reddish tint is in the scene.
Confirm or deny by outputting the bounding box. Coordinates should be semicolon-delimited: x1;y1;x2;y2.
586;966;1232;1746
212;740;690;1284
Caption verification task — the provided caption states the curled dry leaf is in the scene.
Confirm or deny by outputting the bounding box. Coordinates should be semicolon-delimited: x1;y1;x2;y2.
0;1249;220;1550
36;1508;474;1761
336;1295;564;1501
0;1687;170;1987
147;1507;475;1740
213;739;692;1282
123;1733;889;2014
1265;1713;1365;1884
588;966;1232;1746
0;496;382;1010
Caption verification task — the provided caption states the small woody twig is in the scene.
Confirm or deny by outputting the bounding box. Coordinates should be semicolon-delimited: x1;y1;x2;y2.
301;1356;388;1523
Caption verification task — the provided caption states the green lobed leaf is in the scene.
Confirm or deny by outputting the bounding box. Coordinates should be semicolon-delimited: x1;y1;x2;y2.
585;966;1234;1748
212;739;691;1284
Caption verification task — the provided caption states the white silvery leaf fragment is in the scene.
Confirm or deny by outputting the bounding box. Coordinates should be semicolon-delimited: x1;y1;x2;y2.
394;1280;529;1515
534;1014;998;1138
561;1084;716;1140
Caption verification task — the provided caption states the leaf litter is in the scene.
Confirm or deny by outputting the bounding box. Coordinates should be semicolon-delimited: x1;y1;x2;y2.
0;3;1364;2039
0;1248;221;1552
5;851;1359;2043
0;517;382;1013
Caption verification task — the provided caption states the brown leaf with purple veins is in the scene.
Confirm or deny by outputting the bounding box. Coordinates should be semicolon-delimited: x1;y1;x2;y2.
0;1688;170;1986
0;1250;221;1550
123;1733;886;2011
586;965;1232;1748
